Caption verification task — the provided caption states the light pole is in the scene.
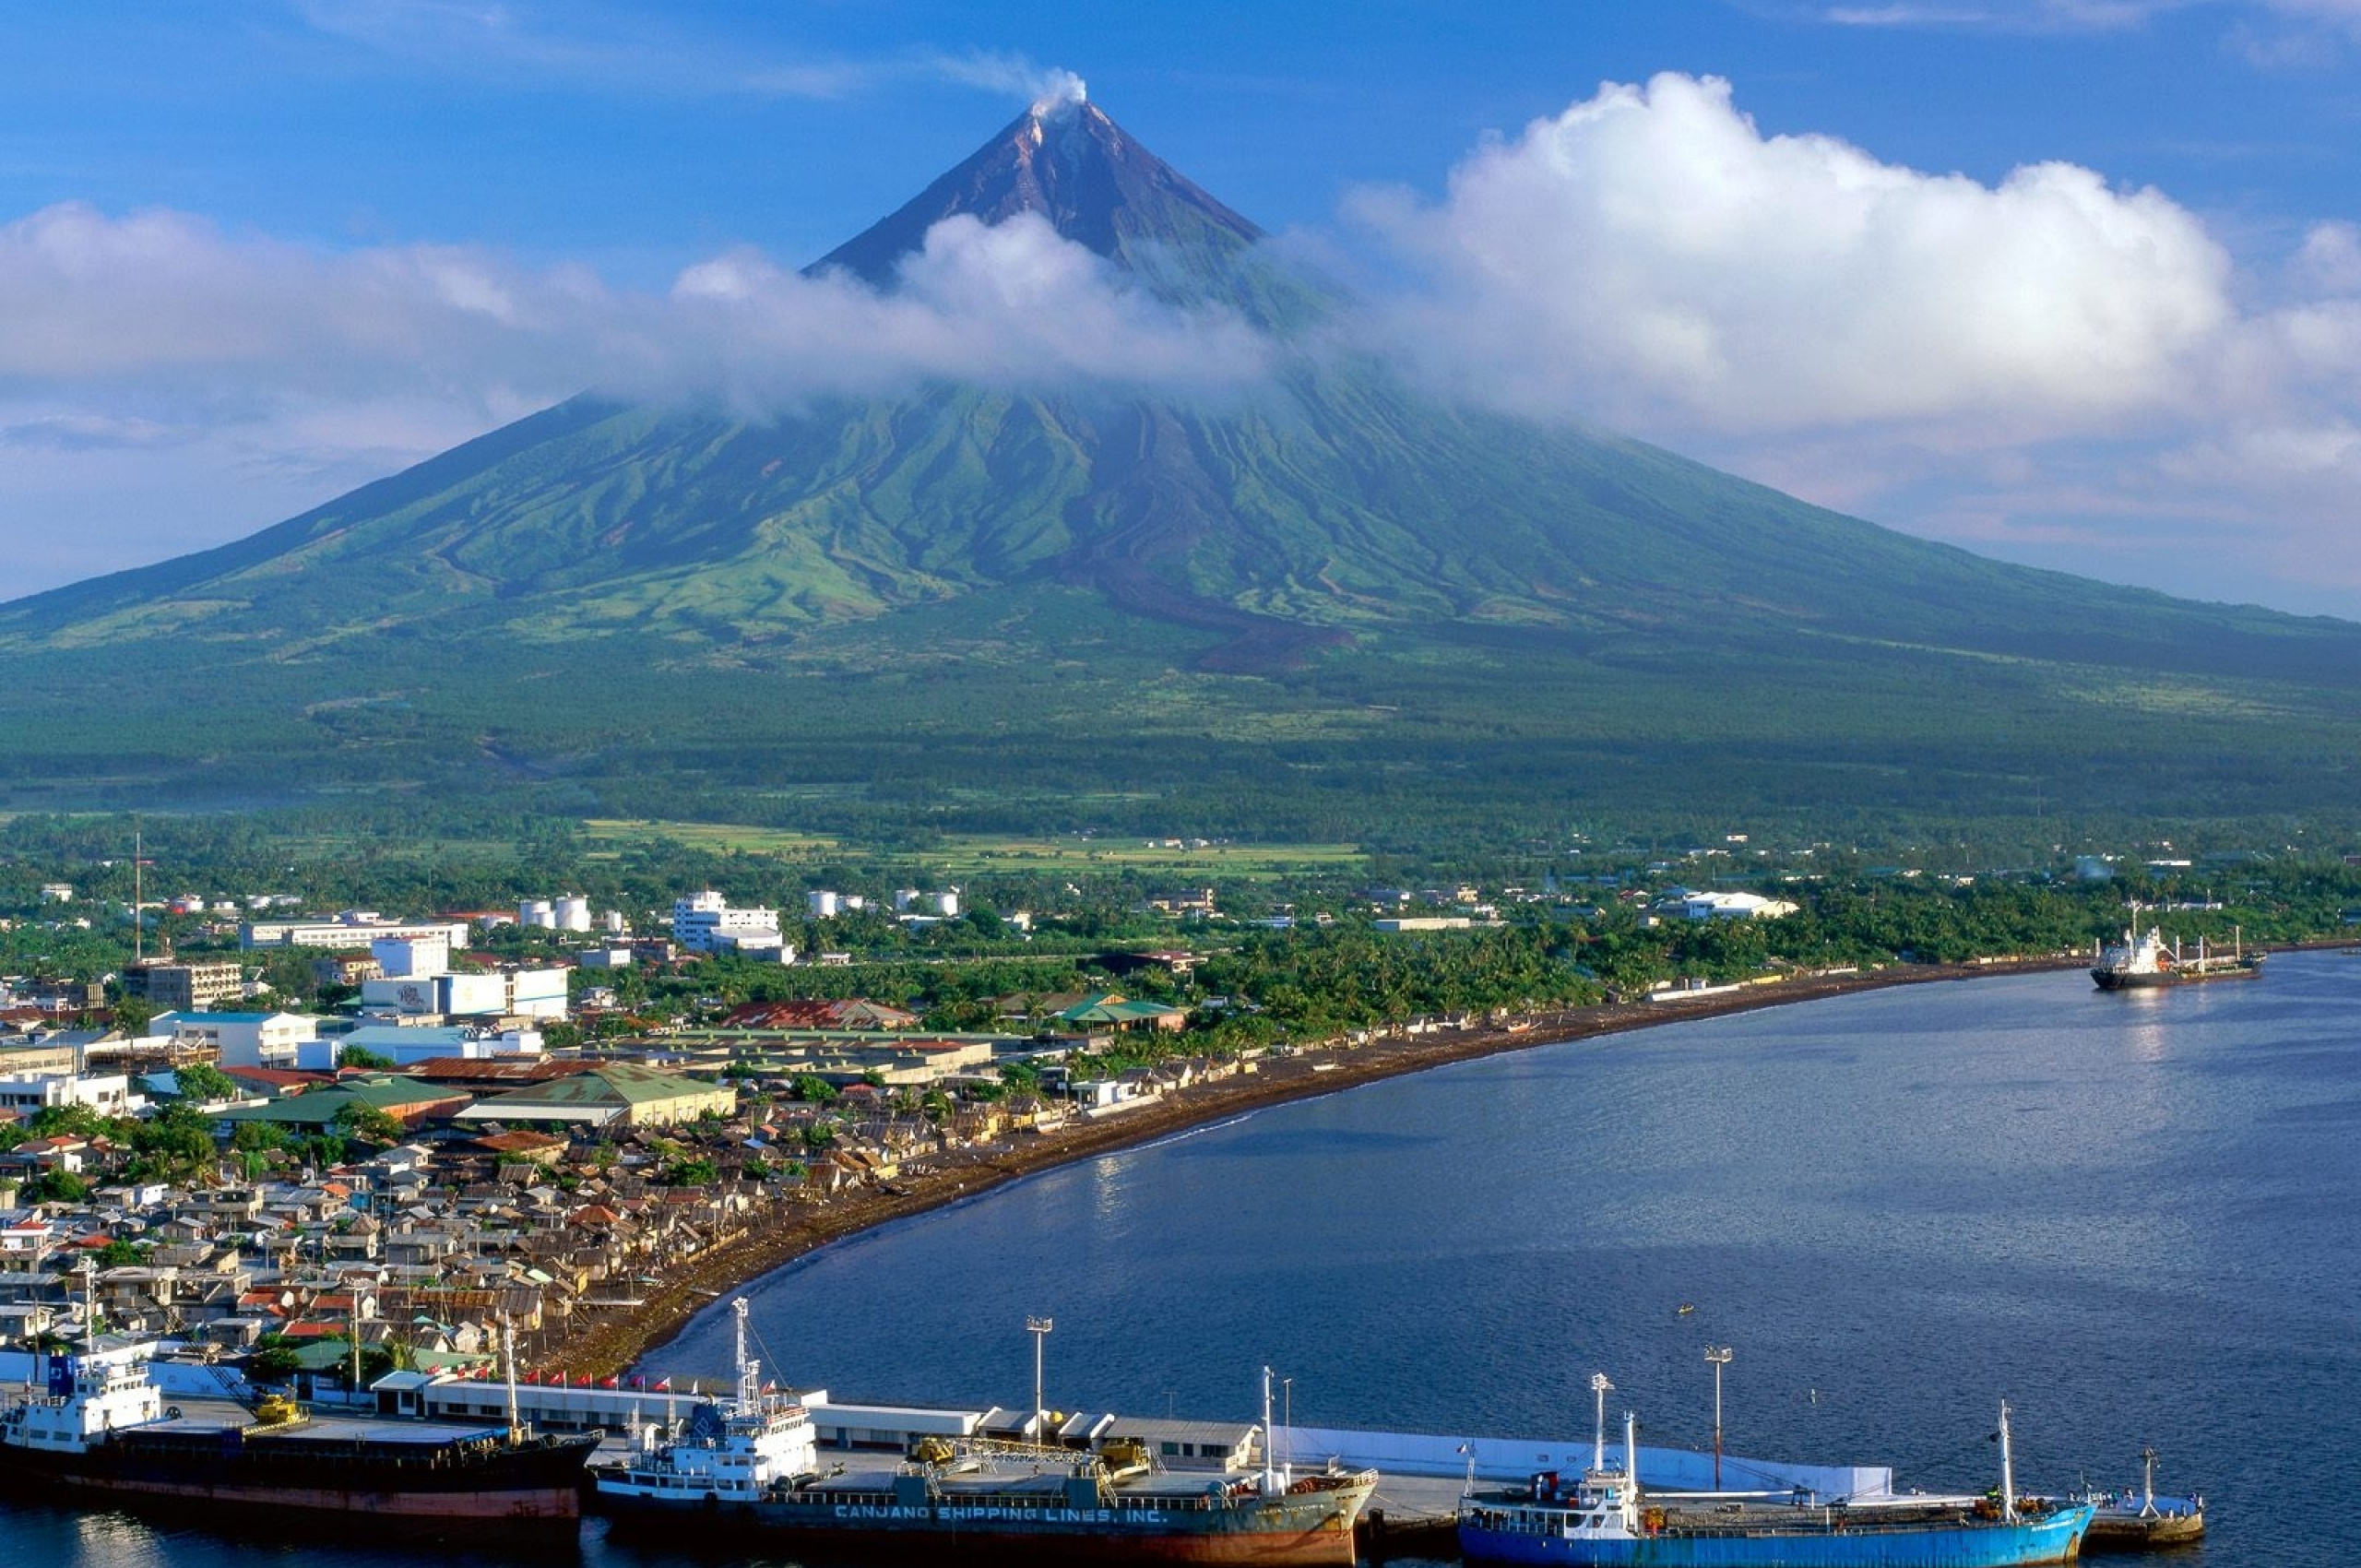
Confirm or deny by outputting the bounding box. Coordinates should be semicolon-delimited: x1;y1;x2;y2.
1027;1316;1053;1446
1704;1347;1733;1490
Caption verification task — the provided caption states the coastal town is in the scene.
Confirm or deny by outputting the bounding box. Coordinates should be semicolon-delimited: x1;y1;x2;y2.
9;835;2346;1395
0;873;1831;1384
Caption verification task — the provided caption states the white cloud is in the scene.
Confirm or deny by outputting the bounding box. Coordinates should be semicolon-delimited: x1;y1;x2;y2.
0;199;1269;598
1357;74;2233;442
0;201;1264;407
1343;71;2361;613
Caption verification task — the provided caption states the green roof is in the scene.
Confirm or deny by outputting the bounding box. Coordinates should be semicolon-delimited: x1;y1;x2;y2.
215;1075;457;1126
481;1062;725;1110
1054;994;1187;1027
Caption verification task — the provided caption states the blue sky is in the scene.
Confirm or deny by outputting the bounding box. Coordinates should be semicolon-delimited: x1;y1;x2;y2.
6;0;2361;613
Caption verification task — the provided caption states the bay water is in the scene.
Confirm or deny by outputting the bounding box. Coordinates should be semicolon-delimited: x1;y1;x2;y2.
7;950;2355;1566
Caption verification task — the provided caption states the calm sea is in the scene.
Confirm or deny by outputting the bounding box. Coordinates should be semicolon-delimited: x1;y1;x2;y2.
7;951;2355;1567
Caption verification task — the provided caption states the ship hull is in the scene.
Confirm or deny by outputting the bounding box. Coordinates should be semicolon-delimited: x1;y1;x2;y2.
599;1479;1371;1565
2081;1508;2203;1551
0;1429;597;1521
1460;1506;2092;1568
2091;963;2260;990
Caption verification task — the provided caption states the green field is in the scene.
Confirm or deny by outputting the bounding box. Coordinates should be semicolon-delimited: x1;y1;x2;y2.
583;820;842;857
931;835;1364;880
581;819;1360;880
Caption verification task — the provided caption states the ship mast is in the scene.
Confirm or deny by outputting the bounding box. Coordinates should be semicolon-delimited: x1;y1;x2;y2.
734;1298;760;1409
1590;1372;1613;1473
502;1315;520;1435
1998;1399;2018;1523
1624;1408;1642;1500
1261;1366;1277;1493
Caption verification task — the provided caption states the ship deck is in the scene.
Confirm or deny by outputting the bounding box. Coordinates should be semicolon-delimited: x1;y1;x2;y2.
146;1396;527;1448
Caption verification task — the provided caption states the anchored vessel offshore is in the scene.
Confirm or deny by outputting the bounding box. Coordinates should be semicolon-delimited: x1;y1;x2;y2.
1460;1388;2090;1568
0;1344;598;1520
2090;917;2262;991
591;1300;1377;1564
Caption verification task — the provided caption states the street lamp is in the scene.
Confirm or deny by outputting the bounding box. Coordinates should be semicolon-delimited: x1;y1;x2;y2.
1027;1316;1054;1446
1704;1347;1733;1490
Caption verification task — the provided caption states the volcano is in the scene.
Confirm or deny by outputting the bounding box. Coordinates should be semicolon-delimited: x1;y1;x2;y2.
4;96;2358;841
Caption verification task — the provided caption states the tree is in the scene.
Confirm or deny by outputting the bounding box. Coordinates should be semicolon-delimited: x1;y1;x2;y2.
173;1061;239;1102
333;1102;405;1146
27;1169;89;1204
338;1043;395;1070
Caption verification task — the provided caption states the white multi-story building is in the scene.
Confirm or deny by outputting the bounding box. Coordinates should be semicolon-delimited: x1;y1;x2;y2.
147;1010;324;1067
672;891;790;958
241;912;471;952
358;967;569;1021
371;934;450;979
0;1072;140;1119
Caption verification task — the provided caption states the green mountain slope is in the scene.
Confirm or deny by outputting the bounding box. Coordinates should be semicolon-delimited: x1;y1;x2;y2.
4;99;2358;845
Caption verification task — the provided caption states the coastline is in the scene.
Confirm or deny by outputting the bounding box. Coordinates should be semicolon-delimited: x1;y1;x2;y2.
545;955;2086;1380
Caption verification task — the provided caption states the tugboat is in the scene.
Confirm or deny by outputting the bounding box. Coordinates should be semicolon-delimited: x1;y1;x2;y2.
1460;1378;2090;1567
2091;912;2262;991
2078;1448;2204;1552
0;1330;597;1521
593;1300;1378;1564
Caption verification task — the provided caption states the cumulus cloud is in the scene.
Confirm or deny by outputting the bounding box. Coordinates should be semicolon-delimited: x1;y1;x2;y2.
1355;74;2233;442
0;196;1269;598
1338;71;2361;612
0;199;1264;410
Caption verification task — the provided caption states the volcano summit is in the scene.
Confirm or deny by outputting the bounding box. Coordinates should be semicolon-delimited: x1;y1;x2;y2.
5;98;2358;843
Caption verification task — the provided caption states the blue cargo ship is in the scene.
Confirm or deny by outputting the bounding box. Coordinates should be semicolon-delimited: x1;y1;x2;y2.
1460;1389;2089;1568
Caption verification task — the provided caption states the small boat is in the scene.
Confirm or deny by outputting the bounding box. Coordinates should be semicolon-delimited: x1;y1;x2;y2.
1460;1378;2090;1567
2075;1447;2203;1552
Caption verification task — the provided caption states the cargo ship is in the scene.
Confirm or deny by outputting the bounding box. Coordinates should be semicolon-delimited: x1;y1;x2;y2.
592;1299;1378;1563
0;1344;598;1521
2090;917;2261;991
1460;1390;2090;1567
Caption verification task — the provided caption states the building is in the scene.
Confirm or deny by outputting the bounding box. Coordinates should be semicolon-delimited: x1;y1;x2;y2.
370;935;450;979
148;1011;324;1068
241;912;471;952
0;1072;140;1119
672;891;790;960
122;959;244;1014
329;1025;545;1064
311;952;384;988
1667;892;1799;921
358;967;567;1022
453;1062;735;1129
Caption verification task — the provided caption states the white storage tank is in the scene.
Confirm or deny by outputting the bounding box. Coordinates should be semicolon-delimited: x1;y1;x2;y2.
808;890;841;919
554;896;592;932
